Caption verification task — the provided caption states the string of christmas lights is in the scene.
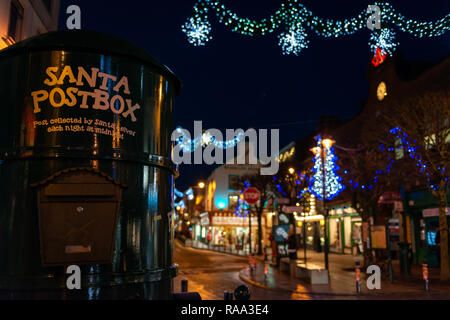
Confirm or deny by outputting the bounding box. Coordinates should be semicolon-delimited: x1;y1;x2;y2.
175;127;245;152
390;127;447;191
345;127;448;193
310;137;345;200
174;187;195;209
234;183;251;218
182;0;449;57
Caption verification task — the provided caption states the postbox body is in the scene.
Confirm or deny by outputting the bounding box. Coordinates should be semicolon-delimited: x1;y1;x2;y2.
0;30;181;299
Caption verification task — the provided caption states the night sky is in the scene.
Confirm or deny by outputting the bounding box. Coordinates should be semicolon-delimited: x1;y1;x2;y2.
58;0;450;190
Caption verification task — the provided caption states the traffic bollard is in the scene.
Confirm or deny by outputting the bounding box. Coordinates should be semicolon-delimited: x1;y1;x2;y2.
422;263;429;291
224;291;233;300
355;261;361;293
264;261;269;280
181;279;188;293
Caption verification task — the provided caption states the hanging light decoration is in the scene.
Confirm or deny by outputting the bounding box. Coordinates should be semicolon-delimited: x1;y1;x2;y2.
182;16;212;46
278;22;309;55
175;127;245;152
182;1;449;56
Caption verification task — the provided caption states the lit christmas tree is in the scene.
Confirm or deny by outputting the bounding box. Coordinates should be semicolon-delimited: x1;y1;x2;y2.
310;137;345;200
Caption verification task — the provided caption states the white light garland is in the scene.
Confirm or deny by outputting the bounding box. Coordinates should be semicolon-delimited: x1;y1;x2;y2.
175;127;245;152
181;16;212;46
278;23;309;55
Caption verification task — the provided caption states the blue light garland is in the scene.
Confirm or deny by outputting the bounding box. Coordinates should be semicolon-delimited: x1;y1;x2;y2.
346;127;448;193
182;1;449;56
390;127;447;192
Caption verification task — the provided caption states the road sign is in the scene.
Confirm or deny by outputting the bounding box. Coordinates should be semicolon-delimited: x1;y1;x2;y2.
274;198;290;205
282;206;303;213
278;213;290;225
243;187;260;204
274;225;289;242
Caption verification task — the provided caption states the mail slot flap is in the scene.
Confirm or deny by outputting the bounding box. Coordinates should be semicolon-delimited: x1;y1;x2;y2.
44;184;117;197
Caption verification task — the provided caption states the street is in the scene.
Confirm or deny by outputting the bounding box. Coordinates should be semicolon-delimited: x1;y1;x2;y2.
173;240;306;300
174;241;450;300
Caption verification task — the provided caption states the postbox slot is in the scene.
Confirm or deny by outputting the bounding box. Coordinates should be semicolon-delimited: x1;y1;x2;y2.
44;184;117;197
65;245;92;254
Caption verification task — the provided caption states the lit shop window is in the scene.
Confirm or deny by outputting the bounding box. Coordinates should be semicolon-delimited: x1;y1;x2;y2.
228;195;239;210
395;138;404;160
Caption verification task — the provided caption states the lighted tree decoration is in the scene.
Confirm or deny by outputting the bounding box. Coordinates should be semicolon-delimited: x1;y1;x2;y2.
310;137;344;201
380;89;450;280
182;1;449;63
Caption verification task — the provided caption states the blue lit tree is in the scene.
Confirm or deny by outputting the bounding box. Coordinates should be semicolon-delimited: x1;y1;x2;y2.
310;137;344;201
380;89;450;280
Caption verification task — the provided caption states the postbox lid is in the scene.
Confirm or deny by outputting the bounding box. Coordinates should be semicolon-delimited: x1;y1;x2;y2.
0;29;182;96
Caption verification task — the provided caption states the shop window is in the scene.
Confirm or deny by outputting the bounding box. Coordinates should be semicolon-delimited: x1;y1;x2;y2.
8;0;23;42
395;138;404;160
228;195;239;210
228;175;240;190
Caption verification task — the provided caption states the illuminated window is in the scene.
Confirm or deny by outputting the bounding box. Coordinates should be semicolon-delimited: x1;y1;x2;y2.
228;195;239;210
395;138;404;160
8;0;24;42
228;175;240;190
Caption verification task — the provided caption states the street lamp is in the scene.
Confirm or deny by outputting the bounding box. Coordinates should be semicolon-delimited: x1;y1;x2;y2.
198;181;205;189
310;137;336;271
288;167;295;175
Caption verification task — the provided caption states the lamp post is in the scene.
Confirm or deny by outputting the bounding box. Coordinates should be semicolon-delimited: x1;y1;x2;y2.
311;138;334;271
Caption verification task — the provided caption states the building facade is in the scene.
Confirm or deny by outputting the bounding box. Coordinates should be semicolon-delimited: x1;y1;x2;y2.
0;0;60;50
189;143;273;255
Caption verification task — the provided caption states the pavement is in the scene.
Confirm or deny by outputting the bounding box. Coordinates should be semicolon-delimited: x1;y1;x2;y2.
239;249;450;299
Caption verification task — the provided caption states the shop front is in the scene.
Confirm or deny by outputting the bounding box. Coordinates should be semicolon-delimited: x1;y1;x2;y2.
405;188;450;267
210;212;263;254
192;212;210;248
328;206;363;255
295;215;325;253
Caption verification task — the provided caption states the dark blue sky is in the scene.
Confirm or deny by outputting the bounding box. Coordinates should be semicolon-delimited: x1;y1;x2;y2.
58;0;450;190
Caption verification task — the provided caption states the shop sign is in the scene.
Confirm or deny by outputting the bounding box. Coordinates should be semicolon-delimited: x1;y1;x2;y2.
388;219;399;233
282;206;302;214
370;225;387;249
274;225;289;242
200;213;210;226
278;213;290;225
211;216;259;226
378;192;402;204
274;198;290;205
422;207;450;218
277;244;289;257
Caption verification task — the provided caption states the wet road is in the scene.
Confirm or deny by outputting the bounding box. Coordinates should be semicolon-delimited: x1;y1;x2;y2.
173;241;450;300
173;241;308;300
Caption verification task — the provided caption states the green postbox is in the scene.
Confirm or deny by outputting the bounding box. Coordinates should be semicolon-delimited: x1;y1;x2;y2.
0;30;181;299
